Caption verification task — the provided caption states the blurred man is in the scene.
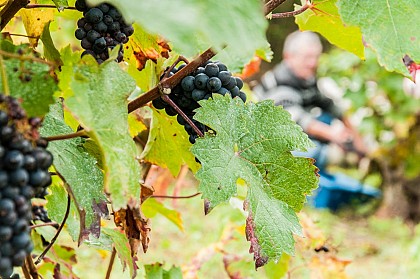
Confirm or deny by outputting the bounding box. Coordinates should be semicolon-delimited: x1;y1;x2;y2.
253;31;366;169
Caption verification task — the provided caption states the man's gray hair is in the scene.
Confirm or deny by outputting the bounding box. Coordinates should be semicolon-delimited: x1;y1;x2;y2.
283;31;322;55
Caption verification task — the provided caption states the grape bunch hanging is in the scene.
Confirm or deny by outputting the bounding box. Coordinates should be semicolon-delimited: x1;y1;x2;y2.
0;95;53;278
153;61;246;144
74;0;134;64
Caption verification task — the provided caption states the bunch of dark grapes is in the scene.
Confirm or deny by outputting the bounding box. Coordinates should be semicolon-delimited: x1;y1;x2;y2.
32;205;51;224
0;94;53;278
152;61;246;144
74;0;134;64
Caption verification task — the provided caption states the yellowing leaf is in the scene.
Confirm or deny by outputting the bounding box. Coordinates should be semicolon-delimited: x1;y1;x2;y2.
142;108;200;177
295;0;364;59
142;198;184;231
19;8;54;47
128;113;147;138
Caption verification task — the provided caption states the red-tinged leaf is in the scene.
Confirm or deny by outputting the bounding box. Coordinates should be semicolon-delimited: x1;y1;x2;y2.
245;211;268;269
403;55;420;81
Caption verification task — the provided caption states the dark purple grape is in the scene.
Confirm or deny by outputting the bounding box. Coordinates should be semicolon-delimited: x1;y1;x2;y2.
122;25;134;36
194;73;209;90
0;111;8;126
108;8;122;21
207;77;222;92
181;76;195;91
94;21;108;33
235;77;244;89
103;15;113;25
3;150;24;170
192;89;206;101
75;28;86;40
204;63;219;77
85;8;103;23
98;3;110;13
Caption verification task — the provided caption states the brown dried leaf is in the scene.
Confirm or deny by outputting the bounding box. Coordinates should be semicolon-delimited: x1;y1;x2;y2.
114;206;151;255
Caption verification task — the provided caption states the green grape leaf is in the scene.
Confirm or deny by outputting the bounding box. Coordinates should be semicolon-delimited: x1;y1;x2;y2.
142;198;184;231
40;22;63;65
89;0;269;71
46;182;81;242
191;95;319;266
0;42;56;117
52;0;68;9
337;0;420;76
142;108;200;177
144;263;182;279
102;228;136;278
40;102;107;243
295;0;364;59
64;60;141;210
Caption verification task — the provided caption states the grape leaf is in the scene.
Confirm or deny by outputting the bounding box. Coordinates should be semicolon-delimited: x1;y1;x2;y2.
46;182;81;242
40;102;107;243
89;0;269;71
337;0;420;76
295;0;364;59
40;22;63;65
144;263;182;279
141;108;200;177
125;23;171;72
191;95;319;266
63;60;141;210
142;198;184;231
18;7;54;47
52;0;68;9
102;228;136;278
0;43;57;117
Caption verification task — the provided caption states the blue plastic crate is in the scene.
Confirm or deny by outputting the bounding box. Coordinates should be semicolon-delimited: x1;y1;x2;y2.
308;171;381;211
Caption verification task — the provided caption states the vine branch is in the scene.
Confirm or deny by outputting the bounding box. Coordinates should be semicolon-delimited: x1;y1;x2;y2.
105;248;116;279
0;49;56;67
151;192;201;199
24;4;77;10
270;3;310;18
44;130;88;142
0;0;30;31
35;194;71;265
127;47;217;113
264;0;288;15
25;255;39;279
30;222;59;229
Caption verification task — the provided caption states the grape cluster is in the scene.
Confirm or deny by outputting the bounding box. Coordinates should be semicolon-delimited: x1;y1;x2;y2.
32;205;51;224
152;61;246;144
0;95;53;278
74;0;134;64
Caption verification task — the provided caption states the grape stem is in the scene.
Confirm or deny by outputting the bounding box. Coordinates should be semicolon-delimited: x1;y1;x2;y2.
151;192;201;199
269;1;310;18
127;47;217;113
0;49;57;68
25;255;39;279
0;53;10;96
44;130;88;142
35;194;71;265
161;94;204;137
105;248;116;279
264;0;289;15
24;4;77;10
21;263;31;279
0;0;30;31
30;222;59;229
164;55;190;79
